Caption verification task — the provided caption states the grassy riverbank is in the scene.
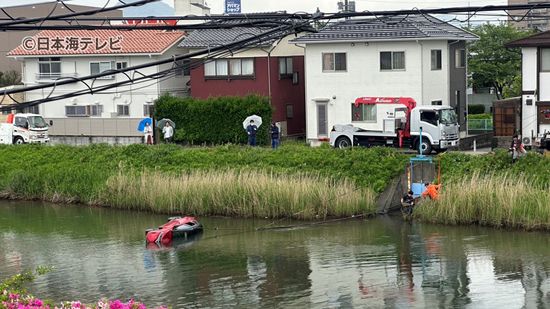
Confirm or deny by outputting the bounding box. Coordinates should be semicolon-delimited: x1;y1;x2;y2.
415;150;550;230
0;143;406;219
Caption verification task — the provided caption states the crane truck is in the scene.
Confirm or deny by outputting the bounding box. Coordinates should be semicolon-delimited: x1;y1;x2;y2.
0;113;49;144
329;97;459;154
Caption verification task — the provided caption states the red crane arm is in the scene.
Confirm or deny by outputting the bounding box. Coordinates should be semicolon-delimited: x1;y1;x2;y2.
354;97;416;111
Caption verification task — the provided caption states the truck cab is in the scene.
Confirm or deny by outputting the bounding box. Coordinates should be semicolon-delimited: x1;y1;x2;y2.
410;106;459;153
0;113;50;144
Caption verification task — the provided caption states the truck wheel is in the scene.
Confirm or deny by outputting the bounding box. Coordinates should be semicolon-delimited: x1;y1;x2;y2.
13;137;25;144
418;140;432;154
335;136;352;149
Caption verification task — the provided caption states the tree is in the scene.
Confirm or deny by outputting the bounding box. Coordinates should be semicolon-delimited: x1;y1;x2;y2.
0;70;21;87
467;24;534;100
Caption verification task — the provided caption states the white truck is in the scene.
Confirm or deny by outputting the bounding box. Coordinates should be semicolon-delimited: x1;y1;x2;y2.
0;113;50;144
329;97;459;154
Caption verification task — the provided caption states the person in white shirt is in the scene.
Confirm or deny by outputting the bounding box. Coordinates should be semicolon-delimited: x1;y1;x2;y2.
162;122;174;143
143;123;153;145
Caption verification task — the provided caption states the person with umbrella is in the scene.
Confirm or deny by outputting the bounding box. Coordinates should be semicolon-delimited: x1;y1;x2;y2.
143;123;153;145
162;122;174;143
246;119;258;146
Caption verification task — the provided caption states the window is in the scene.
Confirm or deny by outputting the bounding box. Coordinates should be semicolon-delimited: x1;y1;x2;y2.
421;110;438;126
90;61;114;79
431;100;443;106
322;53;346;72
38;57;61;78
24;106;39;114
204;59;254;77
431;50;442;70
90;105;103;116
14;117;28;128
352;104;377;122
116;62;128;70
380;52;405;70
541;48;550;71
286;104;294;119
455;49;466;68
117;104;130;116
175;58;191;77
65;106;88;117
144;104;154;116
317;103;328;136
65;105;103;117
279;57;293;77
1;108;11;115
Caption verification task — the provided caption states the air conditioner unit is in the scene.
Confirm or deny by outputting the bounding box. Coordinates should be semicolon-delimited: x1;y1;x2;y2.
523;137;531;145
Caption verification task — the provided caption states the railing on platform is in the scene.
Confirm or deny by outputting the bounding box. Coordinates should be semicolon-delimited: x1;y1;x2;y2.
468;118;493;134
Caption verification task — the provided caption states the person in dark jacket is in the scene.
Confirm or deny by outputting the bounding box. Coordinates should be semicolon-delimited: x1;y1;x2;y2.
401;190;415;216
270;122;280;149
246;120;258;146
510;134;526;163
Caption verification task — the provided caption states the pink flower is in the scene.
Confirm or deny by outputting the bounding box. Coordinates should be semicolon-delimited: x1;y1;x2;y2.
31;299;43;307
109;300;124;309
137;304;146;309
9;293;20;300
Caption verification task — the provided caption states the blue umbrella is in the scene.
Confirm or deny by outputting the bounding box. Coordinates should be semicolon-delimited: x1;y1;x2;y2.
138;117;153;132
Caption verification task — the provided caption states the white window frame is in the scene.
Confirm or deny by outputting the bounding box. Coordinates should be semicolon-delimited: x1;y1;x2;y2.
143;103;154;117
279;57;293;77
204;58;255;78
90;61;115;79
455;49;466;68
322;52;347;72
116;61;128;70
38;57;61;79
541;48;550;72
352;103;377;122
380;51;406;71
117;104;130;117
90;104;103;117
65;105;88;117
431;49;442;71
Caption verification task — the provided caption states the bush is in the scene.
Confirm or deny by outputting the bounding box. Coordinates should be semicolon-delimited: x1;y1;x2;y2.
468;104;486;114
468;113;492;120
154;94;272;145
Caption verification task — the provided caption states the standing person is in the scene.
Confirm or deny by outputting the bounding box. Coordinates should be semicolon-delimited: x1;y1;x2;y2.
162;122;174;143
270;122;280;149
246;120;258;146
509;134;526;163
143;122;153;145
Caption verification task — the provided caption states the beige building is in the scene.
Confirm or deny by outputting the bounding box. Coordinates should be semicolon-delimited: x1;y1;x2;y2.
509;0;550;31
0;2;122;75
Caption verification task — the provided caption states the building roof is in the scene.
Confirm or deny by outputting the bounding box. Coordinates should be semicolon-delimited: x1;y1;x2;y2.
178;15;310;49
291;15;478;44
8;30;185;56
505;31;550;48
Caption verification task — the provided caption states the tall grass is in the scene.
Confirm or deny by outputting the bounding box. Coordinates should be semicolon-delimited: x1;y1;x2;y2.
415;172;550;230
101;170;376;219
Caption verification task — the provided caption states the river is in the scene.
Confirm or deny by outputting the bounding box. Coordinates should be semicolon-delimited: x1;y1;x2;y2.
1;201;549;308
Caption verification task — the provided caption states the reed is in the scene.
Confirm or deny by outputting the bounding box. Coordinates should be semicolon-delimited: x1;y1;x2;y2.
415;172;550;230
101;170;376;219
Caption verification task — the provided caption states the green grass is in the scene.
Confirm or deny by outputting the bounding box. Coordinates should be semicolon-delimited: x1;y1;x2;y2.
415;150;550;230
0;143;406;219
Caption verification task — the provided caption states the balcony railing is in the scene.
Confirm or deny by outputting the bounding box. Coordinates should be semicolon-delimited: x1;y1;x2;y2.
467;118;493;135
36;73;78;80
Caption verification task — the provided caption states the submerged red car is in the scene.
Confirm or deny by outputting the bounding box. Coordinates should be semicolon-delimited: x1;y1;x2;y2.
145;216;203;245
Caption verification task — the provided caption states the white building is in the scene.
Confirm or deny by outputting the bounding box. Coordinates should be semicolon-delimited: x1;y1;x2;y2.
174;0;210;18
506;31;550;146
8;29;187;144
291;15;477;145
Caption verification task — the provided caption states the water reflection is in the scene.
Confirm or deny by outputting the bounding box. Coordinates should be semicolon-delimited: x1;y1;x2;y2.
1;202;550;308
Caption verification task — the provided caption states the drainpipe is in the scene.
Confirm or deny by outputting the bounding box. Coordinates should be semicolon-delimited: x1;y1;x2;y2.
417;40;424;105
260;45;276;105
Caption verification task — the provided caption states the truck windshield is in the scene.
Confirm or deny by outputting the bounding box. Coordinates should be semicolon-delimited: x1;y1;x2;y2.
439;109;457;125
28;116;48;129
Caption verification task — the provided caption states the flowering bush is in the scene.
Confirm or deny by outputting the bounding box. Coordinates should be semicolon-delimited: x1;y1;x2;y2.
1;269;167;309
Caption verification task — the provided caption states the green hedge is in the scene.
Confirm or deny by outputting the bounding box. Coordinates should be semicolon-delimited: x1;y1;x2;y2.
467;113;492;120
155;94;272;145
468;104;486;114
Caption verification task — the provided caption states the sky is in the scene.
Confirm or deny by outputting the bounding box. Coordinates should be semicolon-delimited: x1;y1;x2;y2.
0;0;507;14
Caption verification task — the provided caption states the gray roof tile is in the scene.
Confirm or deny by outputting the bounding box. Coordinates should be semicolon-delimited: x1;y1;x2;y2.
291;15;477;44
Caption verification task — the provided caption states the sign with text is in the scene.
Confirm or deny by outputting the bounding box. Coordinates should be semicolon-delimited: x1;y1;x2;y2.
225;0;241;14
